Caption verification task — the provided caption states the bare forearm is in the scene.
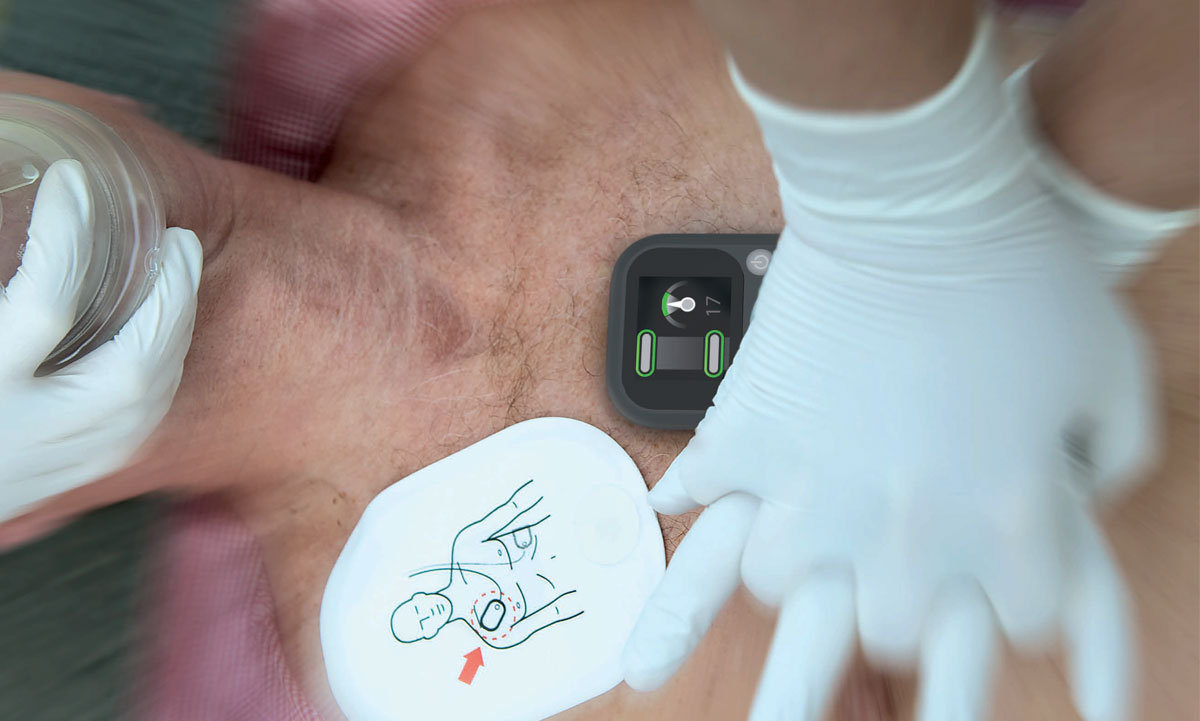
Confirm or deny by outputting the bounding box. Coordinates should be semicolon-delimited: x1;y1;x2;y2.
1030;0;1200;210
691;0;976;110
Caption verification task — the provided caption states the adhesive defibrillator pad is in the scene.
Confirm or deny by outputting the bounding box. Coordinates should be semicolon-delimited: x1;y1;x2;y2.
606;234;779;429
320;419;665;721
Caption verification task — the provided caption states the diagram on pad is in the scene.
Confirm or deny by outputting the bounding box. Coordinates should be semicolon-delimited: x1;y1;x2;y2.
390;480;584;650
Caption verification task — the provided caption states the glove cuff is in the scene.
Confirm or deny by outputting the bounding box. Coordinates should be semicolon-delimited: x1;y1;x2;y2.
729;8;1054;274
1005;63;1199;282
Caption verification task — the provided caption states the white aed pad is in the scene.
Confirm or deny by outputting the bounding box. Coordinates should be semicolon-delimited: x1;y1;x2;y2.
320;417;665;721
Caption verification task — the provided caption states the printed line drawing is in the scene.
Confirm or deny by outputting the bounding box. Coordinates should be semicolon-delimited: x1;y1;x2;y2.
390;480;584;649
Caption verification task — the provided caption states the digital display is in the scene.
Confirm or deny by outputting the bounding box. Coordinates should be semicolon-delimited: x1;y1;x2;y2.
616;244;746;416
634;276;732;379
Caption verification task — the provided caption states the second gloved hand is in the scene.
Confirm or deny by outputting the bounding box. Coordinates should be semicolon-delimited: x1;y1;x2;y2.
622;13;1156;721
0;159;202;522
627;229;1147;721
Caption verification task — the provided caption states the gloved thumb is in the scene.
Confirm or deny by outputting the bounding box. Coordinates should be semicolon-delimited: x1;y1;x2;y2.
0;159;94;379
64;226;202;388
647;458;699;515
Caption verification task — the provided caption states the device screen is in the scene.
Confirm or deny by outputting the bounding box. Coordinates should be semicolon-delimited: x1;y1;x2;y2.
620;247;744;412
634;276;732;379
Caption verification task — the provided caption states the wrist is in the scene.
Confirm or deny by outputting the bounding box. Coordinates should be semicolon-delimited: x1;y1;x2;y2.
730;11;1056;275
697;0;975;111
1008;64;1198;278
1025;0;1199;211
1028;62;1199;212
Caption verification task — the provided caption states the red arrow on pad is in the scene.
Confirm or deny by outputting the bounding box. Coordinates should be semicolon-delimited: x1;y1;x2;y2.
459;647;484;685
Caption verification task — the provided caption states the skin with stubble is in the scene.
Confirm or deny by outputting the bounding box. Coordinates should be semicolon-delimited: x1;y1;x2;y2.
0;1;1196;720
2;4;837;718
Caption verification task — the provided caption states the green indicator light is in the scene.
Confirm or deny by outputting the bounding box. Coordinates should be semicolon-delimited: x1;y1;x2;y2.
636;330;657;377
661;292;671;318
704;330;725;378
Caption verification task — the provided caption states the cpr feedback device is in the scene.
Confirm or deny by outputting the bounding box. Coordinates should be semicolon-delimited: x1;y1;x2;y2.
606;234;779;429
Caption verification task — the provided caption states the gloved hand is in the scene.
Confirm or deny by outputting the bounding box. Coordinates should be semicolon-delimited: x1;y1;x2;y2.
0;159;202;522
622;14;1164;721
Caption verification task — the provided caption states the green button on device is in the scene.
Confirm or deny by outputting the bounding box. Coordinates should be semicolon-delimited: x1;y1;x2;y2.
635;330;656;377
703;330;725;378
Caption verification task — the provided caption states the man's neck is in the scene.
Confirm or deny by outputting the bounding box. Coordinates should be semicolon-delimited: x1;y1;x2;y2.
320;0;776;229
135;0;785;524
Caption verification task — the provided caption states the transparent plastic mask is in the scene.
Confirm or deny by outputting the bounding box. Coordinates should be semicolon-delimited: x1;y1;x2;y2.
0;94;163;374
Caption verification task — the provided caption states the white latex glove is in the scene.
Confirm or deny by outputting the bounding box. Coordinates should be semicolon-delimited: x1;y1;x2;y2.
0;159;202;522
622;14;1176;721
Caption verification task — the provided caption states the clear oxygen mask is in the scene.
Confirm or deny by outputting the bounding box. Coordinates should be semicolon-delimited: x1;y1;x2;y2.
0;94;163;374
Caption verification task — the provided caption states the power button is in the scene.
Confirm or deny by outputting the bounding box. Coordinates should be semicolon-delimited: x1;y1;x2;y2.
746;248;772;276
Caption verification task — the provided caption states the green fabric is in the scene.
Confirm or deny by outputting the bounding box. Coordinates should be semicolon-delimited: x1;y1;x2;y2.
0;500;159;721
0;1;241;718
0;0;243;150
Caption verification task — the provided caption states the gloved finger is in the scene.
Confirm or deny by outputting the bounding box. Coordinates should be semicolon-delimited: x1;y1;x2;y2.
854;479;939;664
1083;317;1159;501
739;502;827;608
0;441;130;522
0;398;147;483
650;407;756;514
748;568;856;721
2;429;111;487
0;160;94;378
621;493;758;691
65;227;202;389
977;465;1065;651
17;228;203;510
10;372;177;502
646;460;700;515
916;581;998;721
1063;513;1135;721
855;557;931;665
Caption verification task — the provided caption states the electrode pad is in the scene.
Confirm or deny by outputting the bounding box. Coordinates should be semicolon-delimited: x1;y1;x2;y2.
320;418;665;721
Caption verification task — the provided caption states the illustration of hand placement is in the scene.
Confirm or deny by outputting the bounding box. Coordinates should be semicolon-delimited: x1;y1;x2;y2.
454;479;549;559
0;159;202;522
622;20;1161;721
